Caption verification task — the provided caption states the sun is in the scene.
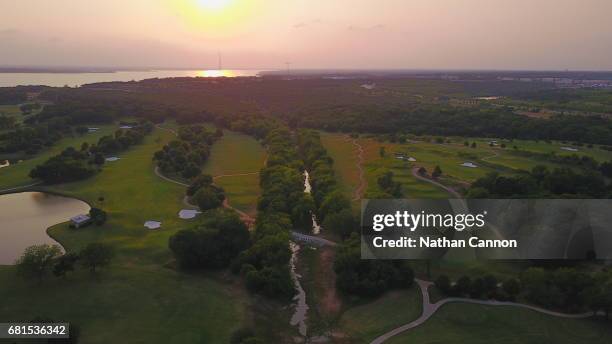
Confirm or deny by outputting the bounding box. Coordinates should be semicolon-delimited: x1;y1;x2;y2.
196;0;233;11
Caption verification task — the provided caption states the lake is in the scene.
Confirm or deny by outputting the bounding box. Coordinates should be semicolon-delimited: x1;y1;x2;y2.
0;69;267;87
0;192;90;265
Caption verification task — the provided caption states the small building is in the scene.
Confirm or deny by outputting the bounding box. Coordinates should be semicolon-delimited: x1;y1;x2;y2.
87;127;99;133
70;214;91;228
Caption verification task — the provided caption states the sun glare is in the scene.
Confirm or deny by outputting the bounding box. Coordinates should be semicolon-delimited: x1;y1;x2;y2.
196;70;235;77
196;0;232;11
167;0;255;36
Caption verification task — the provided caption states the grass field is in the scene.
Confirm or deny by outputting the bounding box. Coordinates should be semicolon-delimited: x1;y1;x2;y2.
0;127;253;343
338;288;422;343
202;130;266;216
386;303;612;344
322;132;612;200
0;124;116;190
320;133;361;201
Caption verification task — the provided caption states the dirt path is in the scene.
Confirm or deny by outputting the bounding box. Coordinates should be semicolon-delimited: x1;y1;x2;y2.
213;172;259;180
411;166;462;199
481;150;500;162
371;279;595;344
345;136;366;201
318;247;342;316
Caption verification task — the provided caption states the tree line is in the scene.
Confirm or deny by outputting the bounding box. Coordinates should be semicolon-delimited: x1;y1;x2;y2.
30;122;153;184
153;124;222;180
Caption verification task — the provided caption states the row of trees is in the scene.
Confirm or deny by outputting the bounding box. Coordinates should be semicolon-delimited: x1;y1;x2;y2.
435;267;612;318
296;130;416;297
0;117;72;155
232;126;307;299
467;165;611;198
16;243;114;284
153;125;222;179
298;104;612;146
297;130;355;237
30;123;153;184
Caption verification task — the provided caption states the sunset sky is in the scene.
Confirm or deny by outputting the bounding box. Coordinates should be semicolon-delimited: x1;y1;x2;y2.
1;0;612;70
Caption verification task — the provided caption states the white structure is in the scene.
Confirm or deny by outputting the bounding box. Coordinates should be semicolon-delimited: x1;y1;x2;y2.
144;221;162;230
560;147;579;152
70;214;91;228
119;125;133;129
461;162;478;168
105;157;121;162
178;209;200;219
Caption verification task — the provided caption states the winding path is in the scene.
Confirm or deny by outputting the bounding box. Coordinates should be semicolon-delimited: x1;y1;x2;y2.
371;279;595;344
411;166;462;199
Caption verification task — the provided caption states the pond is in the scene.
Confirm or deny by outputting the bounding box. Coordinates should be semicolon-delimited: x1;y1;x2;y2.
0;192;90;265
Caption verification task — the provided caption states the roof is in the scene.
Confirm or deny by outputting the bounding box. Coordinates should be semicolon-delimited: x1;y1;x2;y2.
71;214;91;224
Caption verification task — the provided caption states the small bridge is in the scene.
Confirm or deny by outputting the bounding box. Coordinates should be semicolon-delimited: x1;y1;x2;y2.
291;231;337;247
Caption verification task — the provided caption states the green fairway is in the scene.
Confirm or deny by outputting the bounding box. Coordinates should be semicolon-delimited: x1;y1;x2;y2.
0;127;251;343
0;124;116;190
338;288;422;343
320;132;361;201
203;130;266;216
386;303;612;344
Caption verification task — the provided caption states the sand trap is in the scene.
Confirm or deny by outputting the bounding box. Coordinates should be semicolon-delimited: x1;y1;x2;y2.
461;162;478;168
179;209;201;219
144;221;162;230
105;157;121;162
119;125;133;129
560;147;579;152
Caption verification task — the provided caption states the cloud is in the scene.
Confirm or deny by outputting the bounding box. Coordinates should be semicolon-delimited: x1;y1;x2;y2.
0;28;19;35
347;24;385;31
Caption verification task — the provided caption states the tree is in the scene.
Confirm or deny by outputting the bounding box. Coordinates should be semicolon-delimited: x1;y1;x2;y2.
469;277;486;298
322;208;356;238
454;276;471;296
89;208;107;226
193;185;225;210
435;275;451;294
418;167;427;176
80;243;113;273
471;142;477;148
379;146;386;157
16;244;62;283
53;253;79;278
169;209;250;269
503;278;521;300
432;165;442;179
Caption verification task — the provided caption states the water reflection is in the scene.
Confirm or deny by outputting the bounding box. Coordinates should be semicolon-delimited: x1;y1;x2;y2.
196;69;237;77
0;192;90;264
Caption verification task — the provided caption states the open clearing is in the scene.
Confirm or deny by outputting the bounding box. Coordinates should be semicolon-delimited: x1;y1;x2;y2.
386;302;612;344
338;288;422;343
203;130;266;216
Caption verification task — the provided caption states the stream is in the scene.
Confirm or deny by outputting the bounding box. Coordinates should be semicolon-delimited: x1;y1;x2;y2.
289;170;323;337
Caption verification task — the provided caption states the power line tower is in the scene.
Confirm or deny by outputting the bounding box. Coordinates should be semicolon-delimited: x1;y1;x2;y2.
285;61;291;78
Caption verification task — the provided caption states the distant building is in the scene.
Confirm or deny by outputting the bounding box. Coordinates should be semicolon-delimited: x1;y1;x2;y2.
70;214;91;228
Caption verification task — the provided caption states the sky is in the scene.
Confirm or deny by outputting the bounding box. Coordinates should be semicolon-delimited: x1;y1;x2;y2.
1;0;612;70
